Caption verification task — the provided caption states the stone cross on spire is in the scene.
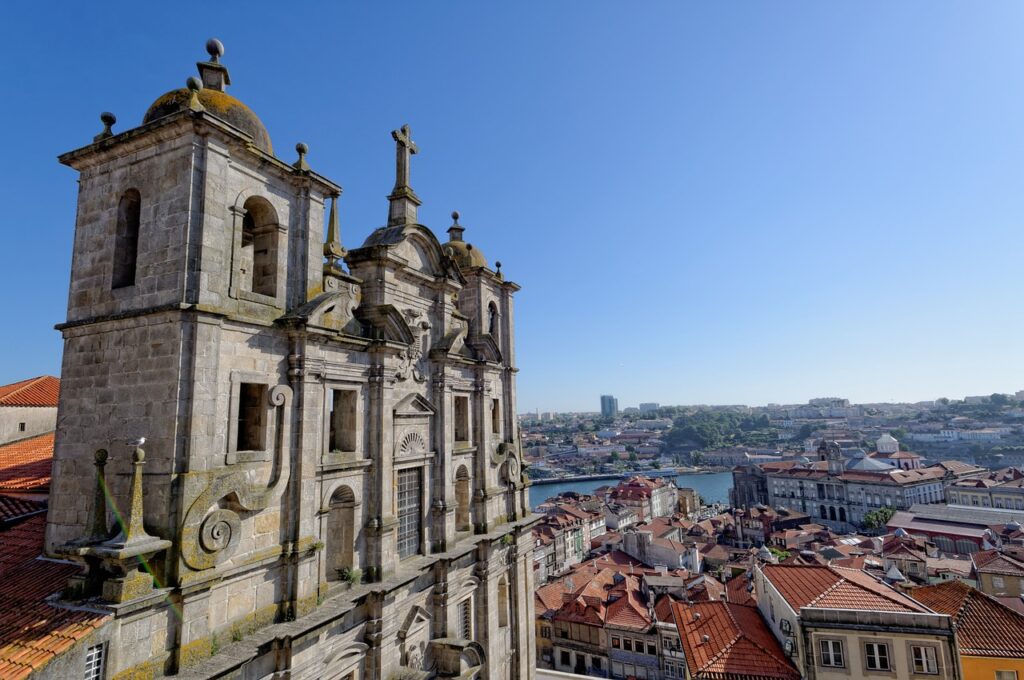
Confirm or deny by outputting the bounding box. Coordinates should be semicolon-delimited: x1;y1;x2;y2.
387;124;422;226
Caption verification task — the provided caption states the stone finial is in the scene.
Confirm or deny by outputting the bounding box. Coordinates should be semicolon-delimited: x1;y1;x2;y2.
86;449;110;540
495;261;503;280
206;38;225;62
447;210;465;242
186;76;205;112
324;193;347;277
387;124;422;226
197;37;231;92
294;142;311;171
94;112;116;142
86;444;171;603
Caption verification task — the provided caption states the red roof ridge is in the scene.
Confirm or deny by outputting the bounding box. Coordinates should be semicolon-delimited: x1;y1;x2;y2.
805;575;848;608
0;376;60;408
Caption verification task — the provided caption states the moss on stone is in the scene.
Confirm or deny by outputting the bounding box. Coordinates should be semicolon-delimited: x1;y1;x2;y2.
111;657;163;680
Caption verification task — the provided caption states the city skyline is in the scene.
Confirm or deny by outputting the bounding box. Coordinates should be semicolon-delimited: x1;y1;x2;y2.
3;3;1024;413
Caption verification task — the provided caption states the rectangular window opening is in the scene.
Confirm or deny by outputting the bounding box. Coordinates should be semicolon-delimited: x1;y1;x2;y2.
236;383;267;452
454;396;470;444
84;643;106;680
912;645;938;674
865;642;890;671
819;639;844;668
397;468;422;559
491;398;501;438
329;389;358;452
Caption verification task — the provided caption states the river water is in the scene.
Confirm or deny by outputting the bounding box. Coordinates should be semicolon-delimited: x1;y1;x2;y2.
528;471;733;508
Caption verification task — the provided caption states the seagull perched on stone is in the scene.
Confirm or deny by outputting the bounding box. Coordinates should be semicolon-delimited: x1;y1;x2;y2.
128;437;146;447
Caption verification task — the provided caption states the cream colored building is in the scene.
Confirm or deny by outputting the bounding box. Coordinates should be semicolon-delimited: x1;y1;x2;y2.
755;563;959;679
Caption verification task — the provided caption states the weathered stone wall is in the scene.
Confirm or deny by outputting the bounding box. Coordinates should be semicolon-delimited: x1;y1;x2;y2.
47;313;188;549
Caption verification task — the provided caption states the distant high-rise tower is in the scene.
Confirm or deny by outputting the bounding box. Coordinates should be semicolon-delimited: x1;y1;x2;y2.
600;395;618;418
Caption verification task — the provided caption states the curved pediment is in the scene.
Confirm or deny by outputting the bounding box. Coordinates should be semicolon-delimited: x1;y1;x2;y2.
466;333;503;363
354;304;415;344
280;286;359;333
356;223;464;282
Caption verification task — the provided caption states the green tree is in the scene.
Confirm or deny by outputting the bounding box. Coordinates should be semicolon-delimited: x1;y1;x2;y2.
628;451;638;462
862;506;896;529
608;451;620;463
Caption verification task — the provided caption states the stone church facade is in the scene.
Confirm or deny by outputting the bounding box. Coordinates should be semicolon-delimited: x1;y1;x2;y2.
44;39;537;679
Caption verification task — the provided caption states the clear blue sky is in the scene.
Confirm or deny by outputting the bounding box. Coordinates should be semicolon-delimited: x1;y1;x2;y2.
2;2;1023;412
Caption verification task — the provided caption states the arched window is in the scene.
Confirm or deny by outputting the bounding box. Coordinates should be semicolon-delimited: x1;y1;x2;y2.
839;507;847;523
455;465;471;532
327;485;357;580
488;302;499;336
112;189;141;288
828;507;837;521
498;575;509;628
240;197;279;297
819;505;827;519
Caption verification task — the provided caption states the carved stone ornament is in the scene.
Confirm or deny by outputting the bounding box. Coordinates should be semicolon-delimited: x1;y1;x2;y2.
180;384;292;570
395;319;430;383
398;432;428;457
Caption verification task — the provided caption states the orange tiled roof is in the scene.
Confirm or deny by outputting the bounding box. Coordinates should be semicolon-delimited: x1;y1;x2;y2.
725;573;757;606
0;516;48;576
672;600;800;680
973;550;1024;577
0;495;45;524
762;564;929;613
912;580;1024;658
0;433;55;491
0;376;60;408
0;513;109;679
606;575;652;630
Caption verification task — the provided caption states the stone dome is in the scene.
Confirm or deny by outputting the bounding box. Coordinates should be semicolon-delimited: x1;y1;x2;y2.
143;88;273;154
442;212;488;269
443;239;488;269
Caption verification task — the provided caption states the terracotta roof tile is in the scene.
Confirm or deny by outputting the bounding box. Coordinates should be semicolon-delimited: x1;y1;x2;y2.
0;516;48;576
912;580;1024;658
672;600;800;679
0;512;110;678
973;550;1024;577
762;564;928;613
0;433;54;491
0;377;60;408
0;495;46;524
725;573;757;606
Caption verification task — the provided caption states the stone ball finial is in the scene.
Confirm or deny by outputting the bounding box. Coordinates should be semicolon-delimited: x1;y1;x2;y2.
206;38;225;62
94;448;109;464
187;76;203;92
496;260;502;271
133;447;146;463
451;210;460;223
95;112;117;141
296;142;308;156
